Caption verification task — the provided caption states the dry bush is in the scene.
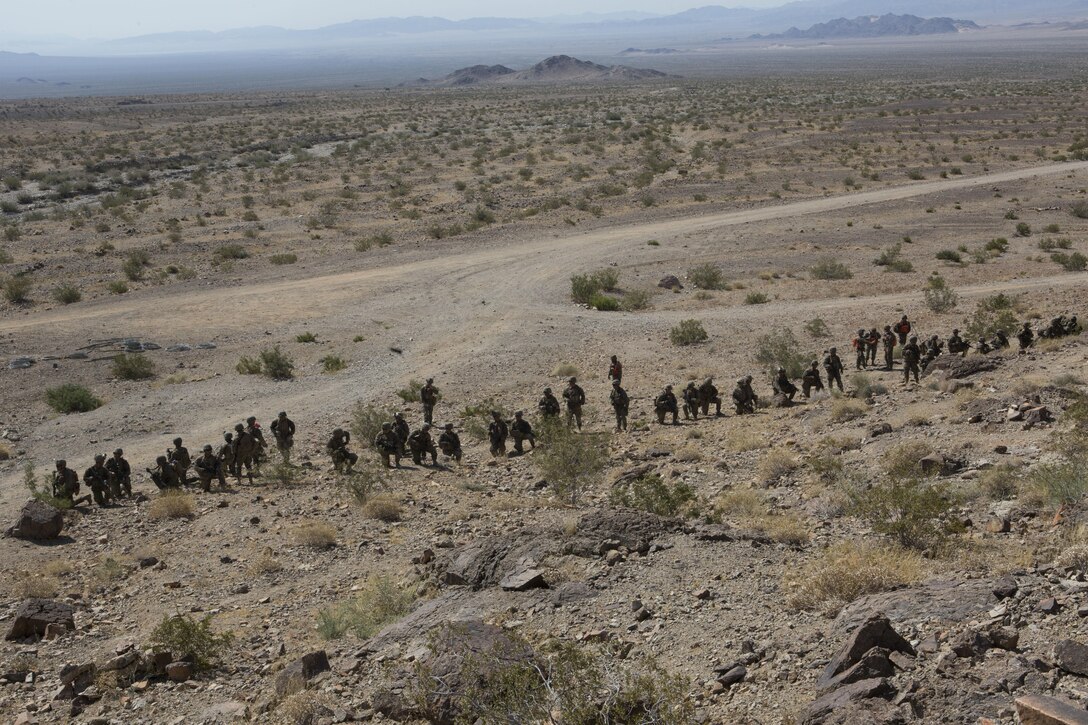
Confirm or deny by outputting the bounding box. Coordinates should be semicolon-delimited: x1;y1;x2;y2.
0;441;12;460
42;559;74;577
977;465;1021;501
148;490;195;520
751;513;811;545
316;575;415;640
250;550;285;575
363;493;403;522
674;444;702;462
758;449;798;486
883;442;934;481
551;364;579;378
829;399;868;423
275;690;335;724
727;430;767;453
715;489;764;518
14;572;60;599
294;520;338;549
785;541;926;614
1056;545;1088;574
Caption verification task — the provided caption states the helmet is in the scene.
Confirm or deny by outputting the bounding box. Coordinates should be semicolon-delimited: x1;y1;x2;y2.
857;329;864;335
543;387;552;394
426;378;434;384
745;375;753;383
55;459;66;467
156;455;167;464
94;453;106;462
514;411;523;418
445;423;454;430
394;412;404;419
665;384;673;390
333;427;344;435
952;329;959;334
381;422;391;429
422;424;431;431
246;416;256;424
909;336;918;343
830;347;837;354
113;448;124;455
278;411;287;417
203;444;213;452
569;377;577;383
612;379;620;386
777;366;785;373
224;433;232;441
173;437;183;445
235;423;244;432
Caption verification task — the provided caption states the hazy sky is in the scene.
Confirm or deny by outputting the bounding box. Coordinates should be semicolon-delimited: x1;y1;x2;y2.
7;0;791;39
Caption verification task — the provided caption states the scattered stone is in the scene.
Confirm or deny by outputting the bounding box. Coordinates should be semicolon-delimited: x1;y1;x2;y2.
869;423;893;437
138;556;158;568
165;662;192;682
1054;640;1088;677
993;576;1018;600
5;599;75;641
1039;597;1061;615
994;445;1009;455
984;517;1011;534
499;569;548;592
802;678;896;725
1015;694;1088;725
6;499;64;540
658;275;683;290
275;650;330;697
717;665;746;687
819;614;914;688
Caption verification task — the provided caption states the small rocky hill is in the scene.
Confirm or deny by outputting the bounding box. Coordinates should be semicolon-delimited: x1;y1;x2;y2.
754;13;980;40
407;55;674;87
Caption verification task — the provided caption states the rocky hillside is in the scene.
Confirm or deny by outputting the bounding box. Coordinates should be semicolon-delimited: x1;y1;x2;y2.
754;13;980;40
407;55;674;87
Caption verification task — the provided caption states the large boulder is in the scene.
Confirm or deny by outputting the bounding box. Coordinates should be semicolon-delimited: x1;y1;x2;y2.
6;599;75;641
275;650;330;697
818;615;913;690
835;579;997;635
923;355;999;379
802;678;896;725
1015;694;1088;725
6;499;64;540
658;275;683;290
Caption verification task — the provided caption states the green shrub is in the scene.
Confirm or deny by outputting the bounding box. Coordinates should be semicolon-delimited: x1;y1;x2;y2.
744;291;769;305
350;402;396;449
935;250;962;264
295;332;318;343
804;318;831;338
45;384;102;414
986;237;1009;253
149;614;234;671
851;373;886;399
22;463;73;510
396;379;424;402
215;244;248;260
1073;201;1088;219
316;576;415;640
259;347;294;380
269;253;298;265
610;473;697;517
850;479;963;551
236;355;262;375
534;422;610;505
1026;458;1088;507
112;354;155;380
883;442;935;481
873;244;903;267
620;289;652;311
669;319;708;346
755;327;809;379
570;274;599;304
3;275;32;303
321;355;347;373
122;250;150;280
0;247;12;264
830;399;868;422
1015;222;1032;237
784;541;925;614
588;293;620;311
687;263;727;290
810;257;852;280
965;293;1018;340
51;284;81;304
1052;252;1088;272
107;281;129;295
923;275;958;313
592;268;620;291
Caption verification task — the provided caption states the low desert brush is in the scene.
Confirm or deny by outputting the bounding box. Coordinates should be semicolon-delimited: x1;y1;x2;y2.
148;490;194;520
363;493;403;522
784;541;926;614
294;520;338;549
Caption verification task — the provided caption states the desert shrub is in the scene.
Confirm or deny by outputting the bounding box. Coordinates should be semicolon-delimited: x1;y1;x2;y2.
986;237;1009;253
45;384;101;414
1015;222;1032;237
148;490;195;520
337;461;386;504
321;355;347;373
14;572;60;599
873;243;908;268
744;291;769;305
965;293;1019;340
851;373;886;399
758;449;798;486
850;479;963;551
0;441;11;461
122;250;150;280
810;257;852;280
0;247;11;263
784;541;925;614
215;244;248;260
755;327;809;379
829;399;868;422
1025;458;1088;508
236;355;262;375
294;520;337;549
977;465;1021;501
396;379;424;402
259;346;294;380
751;514;811;545
687;262;727;290
1056;545;1088;575
350;402;396;449
592;268;619;291
714;489;765;519
1072;201;1088;219
363;493;403;522
3;275;32;303
804;318;831;338
295;331;317;343
22;463;73;510
669;319;708;346
588;293;620;311
727;430;767;453
883;442;934;480
149;614;234;671
316;576;415;640
269;253;297;265
534;422;610;505
620;289;652;311
107;281;128;294
923;275;958;313
51;283;81;304
112;353;155;380
570;274;599;304
1052;252;1088;272
935;249;962;264
609;473;697;517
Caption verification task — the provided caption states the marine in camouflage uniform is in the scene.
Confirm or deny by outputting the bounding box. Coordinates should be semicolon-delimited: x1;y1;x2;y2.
610;380;630;431
409;424;439;466
194;444;226;492
510;412;535;454
538;388;561;419
83;454;114;507
420;378;439;425
488;412;509;458
372;424;400;469
105;448;132;498
270;411;296;463
563;377;586;430
438;423;463;462
655;385;680;426
328;428;360;472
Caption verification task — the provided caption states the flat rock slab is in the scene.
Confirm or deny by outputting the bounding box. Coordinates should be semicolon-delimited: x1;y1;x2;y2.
802;677;895;725
499;569;547;591
1055;640;1088;677
1015;694;1088;725
275;650;330;697
6;599;75;641
7;499;64;540
835;579;997;635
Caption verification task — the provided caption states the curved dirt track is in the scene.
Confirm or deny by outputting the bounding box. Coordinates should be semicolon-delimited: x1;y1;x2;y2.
2;159;1087;494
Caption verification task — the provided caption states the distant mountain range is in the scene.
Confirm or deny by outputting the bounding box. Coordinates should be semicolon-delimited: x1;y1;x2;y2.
405;55;674;87
753;13;980;39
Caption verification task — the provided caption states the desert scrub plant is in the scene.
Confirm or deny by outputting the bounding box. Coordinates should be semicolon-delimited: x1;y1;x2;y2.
363;493;404;522
214;244;248;260
122;250;150;280
727;430;767;453
922;274;958;313
51;283;81;304
3;275;32;303
1073;201;1088;219
977;464;1021;501
236;355;262;375
534;422;610;505
829;399;868;422
148;490;195;520
755;327;808;379
316;575;415;640
45;384;101;414
758;449;798;486
350;402;396;449
851;373;886;399
107;280;128;295
804;318;831;338
321;354;347;373
337;461;386;504
149;614;234;671
883;441;934;480
609;473;697;518
259;346;294;380
1015;222;1032;237
744;291;769;305
112;353;155;380
294;520;337;549
620;288;652;311
850;479;964;552
295;331;318;343
810;257;852;280
396;379;424;402
687;262;727;290
269;253;297;265
669;319;708;346
0;247;12;263
750;513;811;546
965;293;1019;340
569;269;621;304
588;293;620;311
22;463;73;510
1024;458;1088;508
784;541;926;614
1052;252;1088;272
